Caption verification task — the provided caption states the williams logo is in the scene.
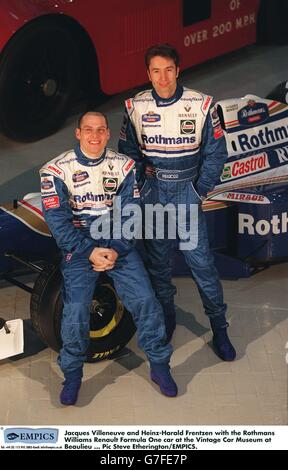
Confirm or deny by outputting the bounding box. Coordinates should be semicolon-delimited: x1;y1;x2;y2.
180;120;195;134
72;171;89;183
103;178;118;192
142;112;161;123
4;428;58;444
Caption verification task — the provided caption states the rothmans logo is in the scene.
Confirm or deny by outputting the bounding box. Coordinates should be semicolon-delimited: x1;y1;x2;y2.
238;100;269;126
41;178;53;190
142;111;161;123
72;170;89;183
142;134;196;145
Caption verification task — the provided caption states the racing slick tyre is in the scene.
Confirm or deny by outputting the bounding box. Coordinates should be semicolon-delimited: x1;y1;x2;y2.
266;81;288;105
0;21;79;141
30;264;136;362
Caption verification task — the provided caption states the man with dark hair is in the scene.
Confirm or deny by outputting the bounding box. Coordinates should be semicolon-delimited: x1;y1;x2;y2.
118;44;236;361
144;43;180;69
40;111;177;405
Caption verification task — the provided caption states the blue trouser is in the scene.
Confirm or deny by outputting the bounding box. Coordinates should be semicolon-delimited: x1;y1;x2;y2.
58;248;172;378
140;174;227;324
144;209;227;319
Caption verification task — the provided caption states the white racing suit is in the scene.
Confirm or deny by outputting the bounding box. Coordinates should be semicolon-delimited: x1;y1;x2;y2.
118;84;228;338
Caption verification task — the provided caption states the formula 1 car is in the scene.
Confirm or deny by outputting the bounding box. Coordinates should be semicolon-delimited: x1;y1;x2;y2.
1;92;288;361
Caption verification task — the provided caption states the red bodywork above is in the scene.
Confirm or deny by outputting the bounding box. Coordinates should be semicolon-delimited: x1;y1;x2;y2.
0;0;261;95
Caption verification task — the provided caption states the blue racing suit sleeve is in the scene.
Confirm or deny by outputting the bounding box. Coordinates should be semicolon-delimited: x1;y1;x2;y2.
196;107;228;198
41;174;96;258
118;109;145;185
109;168;141;257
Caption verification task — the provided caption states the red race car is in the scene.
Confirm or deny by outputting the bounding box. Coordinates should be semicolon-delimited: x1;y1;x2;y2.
0;0;285;141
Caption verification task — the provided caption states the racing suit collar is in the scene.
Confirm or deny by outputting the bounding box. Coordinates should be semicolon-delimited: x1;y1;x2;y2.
74;143;106;166
152;83;183;107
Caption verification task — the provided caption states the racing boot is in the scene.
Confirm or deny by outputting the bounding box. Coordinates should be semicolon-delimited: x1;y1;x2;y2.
210;317;236;362
150;362;178;397
60;368;83;406
60;378;82;406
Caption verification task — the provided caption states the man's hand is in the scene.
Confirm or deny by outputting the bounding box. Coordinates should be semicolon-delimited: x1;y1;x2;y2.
104;248;118;263
89;247;118;272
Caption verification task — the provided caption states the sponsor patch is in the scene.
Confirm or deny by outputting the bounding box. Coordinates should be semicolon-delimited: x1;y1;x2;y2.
73;181;91;189
102;171;120;177
42;196;60;210
180;119;195;135
210;105;220;126
47;164;64;179
213;124;224;139
202;96;212;112
178;113;197;118
123;159;135;175
41;176;56;195
142;112;161;123
103;178;118;192
72;170;89;183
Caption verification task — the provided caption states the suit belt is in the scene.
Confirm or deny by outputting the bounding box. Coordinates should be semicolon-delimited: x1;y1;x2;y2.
145;165;196;182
